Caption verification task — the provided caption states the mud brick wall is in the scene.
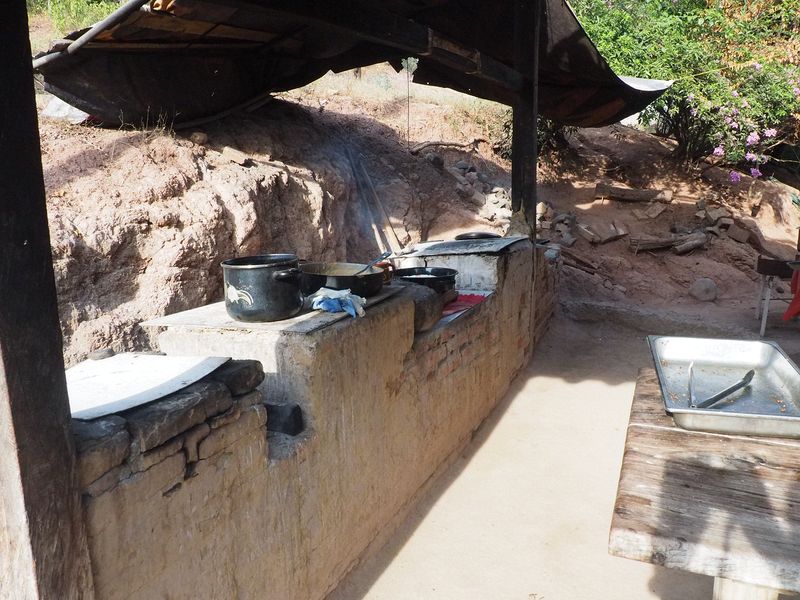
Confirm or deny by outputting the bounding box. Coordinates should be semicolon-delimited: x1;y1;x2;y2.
76;241;555;600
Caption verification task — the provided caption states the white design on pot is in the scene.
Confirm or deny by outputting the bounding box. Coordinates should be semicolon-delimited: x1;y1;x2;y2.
226;284;254;306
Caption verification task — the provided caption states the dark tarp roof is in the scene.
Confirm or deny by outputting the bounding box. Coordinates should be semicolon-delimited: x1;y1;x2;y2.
35;0;670;127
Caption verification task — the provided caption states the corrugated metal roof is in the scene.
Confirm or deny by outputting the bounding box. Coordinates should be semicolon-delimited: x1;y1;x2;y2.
35;0;670;127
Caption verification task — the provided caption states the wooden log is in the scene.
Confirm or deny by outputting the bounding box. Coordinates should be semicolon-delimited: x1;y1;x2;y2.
595;183;674;204
409;138;488;155
628;235;689;254
673;232;709;255
1;3;94;596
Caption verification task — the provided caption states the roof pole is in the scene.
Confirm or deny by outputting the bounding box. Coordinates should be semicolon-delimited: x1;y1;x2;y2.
512;0;542;231
1;2;94;597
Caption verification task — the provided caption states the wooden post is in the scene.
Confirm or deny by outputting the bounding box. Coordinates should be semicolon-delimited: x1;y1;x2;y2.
0;3;94;598
713;577;781;600
511;0;542;224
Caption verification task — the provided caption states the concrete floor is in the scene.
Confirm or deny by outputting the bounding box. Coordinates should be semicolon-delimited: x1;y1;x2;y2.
329;314;715;600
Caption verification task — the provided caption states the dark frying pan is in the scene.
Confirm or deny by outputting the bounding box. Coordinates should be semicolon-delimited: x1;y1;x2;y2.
300;262;385;297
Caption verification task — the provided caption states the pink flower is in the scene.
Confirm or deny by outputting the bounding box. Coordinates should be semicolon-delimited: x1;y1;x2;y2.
745;152;758;162
732;90;739;97
724;116;732;124
730;171;742;183
687;93;695;102
794;87;800;96
746;131;760;146
750;167;762;178
730;121;740;130
764;128;778;138
741;100;749;108
713;146;725;157
753;62;763;71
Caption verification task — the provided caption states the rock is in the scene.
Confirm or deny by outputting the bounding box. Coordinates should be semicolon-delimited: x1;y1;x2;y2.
718;217;734;228
644;203;668;219
494;206;512;220
189;131;208;145
689;277;718;302
88;348;115;360
727;223;751;244
554;222;571;235
203;359;264;396
632;209;649;220
538;220;552;230
424;152;444;168
124;381;233;452
454;160;470;171
455;183;473;198
465;171;479;184
696;199;707;210
559;232;577;247
72;416;131;487
221;146;250;166
705;206;731;223
396;282;446;332
476;172;490;183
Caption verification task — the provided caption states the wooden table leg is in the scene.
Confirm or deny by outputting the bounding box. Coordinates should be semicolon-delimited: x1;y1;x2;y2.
713;577;782;600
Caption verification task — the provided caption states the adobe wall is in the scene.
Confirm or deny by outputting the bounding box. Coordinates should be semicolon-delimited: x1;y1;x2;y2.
73;242;556;599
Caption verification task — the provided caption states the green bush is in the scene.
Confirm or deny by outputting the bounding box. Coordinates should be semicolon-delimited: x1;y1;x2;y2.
29;0;119;36
571;0;800;176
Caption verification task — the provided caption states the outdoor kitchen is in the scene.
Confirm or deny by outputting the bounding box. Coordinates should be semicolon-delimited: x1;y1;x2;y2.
63;239;556;600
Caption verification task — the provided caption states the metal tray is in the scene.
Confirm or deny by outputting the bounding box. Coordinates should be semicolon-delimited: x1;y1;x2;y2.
648;336;800;437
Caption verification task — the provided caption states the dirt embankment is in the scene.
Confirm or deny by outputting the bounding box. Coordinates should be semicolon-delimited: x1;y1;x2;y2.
40;66;800;364
41;92;509;365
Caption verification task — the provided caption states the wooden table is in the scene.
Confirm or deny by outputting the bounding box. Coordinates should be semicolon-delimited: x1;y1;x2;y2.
610;369;800;600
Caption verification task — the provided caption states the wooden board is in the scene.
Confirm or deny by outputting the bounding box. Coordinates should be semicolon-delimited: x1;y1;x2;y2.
142;285;402;335
66;354;230;420
610;369;800;592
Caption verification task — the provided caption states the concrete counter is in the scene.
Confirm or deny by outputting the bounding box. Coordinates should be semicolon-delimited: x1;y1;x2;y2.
79;241;556;600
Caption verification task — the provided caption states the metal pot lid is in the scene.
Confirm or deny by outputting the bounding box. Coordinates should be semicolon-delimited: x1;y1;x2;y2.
221;254;298;269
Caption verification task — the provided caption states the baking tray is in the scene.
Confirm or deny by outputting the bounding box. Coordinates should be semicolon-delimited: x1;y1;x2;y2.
648;336;800;437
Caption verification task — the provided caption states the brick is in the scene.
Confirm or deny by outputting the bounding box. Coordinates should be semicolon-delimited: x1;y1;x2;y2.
125;381;232;452
198;405;267;461
203;360;265;396
72;416;131;488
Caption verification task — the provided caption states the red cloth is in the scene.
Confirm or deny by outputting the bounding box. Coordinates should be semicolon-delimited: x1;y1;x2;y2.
782;271;800;321
442;293;487;316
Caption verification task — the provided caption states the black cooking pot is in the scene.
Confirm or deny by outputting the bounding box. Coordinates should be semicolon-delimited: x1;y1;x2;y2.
393;267;458;295
221;254;303;322
300;262;384;297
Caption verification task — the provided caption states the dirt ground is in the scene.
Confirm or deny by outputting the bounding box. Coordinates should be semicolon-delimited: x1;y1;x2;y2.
35;63;800;364
328;314;715;600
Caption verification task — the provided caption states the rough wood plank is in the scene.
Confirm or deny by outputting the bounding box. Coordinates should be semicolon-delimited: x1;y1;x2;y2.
713;578;781;600
595;183;674;203
0;4;94;596
610;370;800;592
673;232;709;255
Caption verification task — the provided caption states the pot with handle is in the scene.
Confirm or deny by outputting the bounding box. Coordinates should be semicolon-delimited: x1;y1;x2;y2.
221;254;303;322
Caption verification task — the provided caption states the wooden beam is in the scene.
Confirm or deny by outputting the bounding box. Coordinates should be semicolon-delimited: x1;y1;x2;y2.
511;0;542;220
195;0;524;91
0;3;94;598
